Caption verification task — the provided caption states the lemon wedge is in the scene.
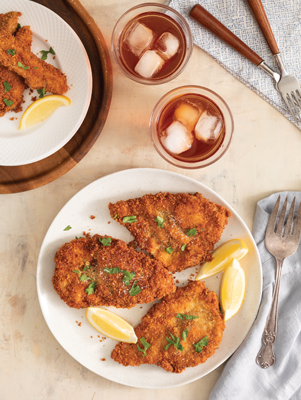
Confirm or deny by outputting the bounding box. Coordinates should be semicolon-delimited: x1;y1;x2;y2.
220;259;246;321
19;95;71;130
86;307;137;343
195;239;248;280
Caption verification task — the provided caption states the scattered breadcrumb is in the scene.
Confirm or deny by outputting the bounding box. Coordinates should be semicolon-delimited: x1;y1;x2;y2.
90;215;95;220
101;358;106;361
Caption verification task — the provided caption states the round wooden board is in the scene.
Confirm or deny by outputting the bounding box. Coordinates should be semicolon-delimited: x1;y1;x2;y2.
0;0;113;194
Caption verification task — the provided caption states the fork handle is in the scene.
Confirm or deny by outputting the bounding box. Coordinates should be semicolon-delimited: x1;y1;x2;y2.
246;0;279;55
256;258;283;368
190;4;263;66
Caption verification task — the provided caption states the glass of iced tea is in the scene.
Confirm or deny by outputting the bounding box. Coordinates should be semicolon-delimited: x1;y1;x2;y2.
150;86;234;168
111;3;193;84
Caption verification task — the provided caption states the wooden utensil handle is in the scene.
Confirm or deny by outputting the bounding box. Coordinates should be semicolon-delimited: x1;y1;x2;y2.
190;4;263;66
246;0;279;55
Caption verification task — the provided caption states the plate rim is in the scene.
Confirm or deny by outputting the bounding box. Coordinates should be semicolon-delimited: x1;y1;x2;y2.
0;0;93;166
36;168;263;388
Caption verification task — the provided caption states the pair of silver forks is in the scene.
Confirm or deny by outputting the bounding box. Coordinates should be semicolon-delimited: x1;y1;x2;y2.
190;0;301;125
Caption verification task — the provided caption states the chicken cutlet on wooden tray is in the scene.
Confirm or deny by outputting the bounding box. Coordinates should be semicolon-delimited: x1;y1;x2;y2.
111;281;225;373
52;234;176;309
109;192;231;273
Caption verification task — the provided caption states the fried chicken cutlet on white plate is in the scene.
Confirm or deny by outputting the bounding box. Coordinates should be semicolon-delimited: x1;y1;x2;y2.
52;234;176;309
109;192;231;273
111;281;225;373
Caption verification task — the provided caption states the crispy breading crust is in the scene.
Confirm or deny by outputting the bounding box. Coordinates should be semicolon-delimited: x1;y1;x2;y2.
0;12;68;94
109;192;231;273
0;64;27;116
111;281;225;373
0;13;28;117
52;234;176;309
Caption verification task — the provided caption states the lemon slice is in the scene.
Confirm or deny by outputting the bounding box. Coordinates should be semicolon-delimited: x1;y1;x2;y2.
220;259;246;321
86;307;137;343
195;239;248;280
19;95;71;130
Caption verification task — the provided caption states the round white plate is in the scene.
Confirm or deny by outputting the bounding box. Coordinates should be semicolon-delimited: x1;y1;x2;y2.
37;168;262;389
0;0;92;166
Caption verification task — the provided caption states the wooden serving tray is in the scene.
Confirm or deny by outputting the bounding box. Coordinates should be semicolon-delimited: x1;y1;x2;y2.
0;0;112;194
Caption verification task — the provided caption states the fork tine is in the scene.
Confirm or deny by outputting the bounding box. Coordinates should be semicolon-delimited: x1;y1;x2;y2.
266;195;281;235
292;201;301;241
283;94;299;124
294;90;301;111
288;93;301;122
284;197;295;237
276;196;288;235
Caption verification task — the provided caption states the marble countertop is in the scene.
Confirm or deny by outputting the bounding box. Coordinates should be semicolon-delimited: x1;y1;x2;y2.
1;0;301;399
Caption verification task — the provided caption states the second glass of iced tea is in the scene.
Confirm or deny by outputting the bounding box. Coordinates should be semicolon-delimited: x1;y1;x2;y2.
150;86;234;169
111;3;193;84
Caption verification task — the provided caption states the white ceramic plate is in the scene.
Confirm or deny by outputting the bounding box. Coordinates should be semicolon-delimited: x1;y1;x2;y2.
0;0;92;166
37;169;262;389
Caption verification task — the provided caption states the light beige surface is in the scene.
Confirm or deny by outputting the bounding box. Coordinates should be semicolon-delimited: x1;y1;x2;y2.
1;0;301;399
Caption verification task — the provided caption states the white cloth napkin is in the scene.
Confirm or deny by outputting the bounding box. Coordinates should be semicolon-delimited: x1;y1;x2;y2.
209;192;301;400
167;0;301;127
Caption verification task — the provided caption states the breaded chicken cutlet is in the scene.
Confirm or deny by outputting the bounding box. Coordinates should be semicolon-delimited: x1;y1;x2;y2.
0;13;31;116
111;281;225;373
0;11;68;96
109;192;231;273
52;234;176;309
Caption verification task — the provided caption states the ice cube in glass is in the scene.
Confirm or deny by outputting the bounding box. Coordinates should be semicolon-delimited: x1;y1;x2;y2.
195;111;222;143
134;50;165;79
161;120;193;154
124;22;154;57
155;32;180;60
174;101;201;131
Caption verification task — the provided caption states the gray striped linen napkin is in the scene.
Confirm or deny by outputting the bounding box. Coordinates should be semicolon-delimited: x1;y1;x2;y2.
167;0;301;127
209;192;301;400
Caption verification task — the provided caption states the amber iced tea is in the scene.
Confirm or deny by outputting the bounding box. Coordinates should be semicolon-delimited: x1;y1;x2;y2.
158;94;225;162
119;12;186;80
150;86;234;169
112;4;193;84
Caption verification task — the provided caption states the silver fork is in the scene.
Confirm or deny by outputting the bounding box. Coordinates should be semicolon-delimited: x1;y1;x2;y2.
256;195;301;369
246;0;301;124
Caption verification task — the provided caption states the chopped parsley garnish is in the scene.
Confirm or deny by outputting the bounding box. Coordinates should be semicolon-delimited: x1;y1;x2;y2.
182;328;188;342
186;228;198;237
113;214;118;219
219;303;224;315
181;244;187;251
3;81;11;93
137;337;151;358
140;268;143;276
164;332;184;351
99;237;112;246
154;215;164;228
6;49;16;56
34;67;37;69
165;247;173;254
63;225;72;231
72;270;79;274
18;61;29;70
82;265;91;271
40;47;56;61
104;267;121;274
3;99;13;107
193;336;209;353
75;236;83;239
79;274;91;281
129;280;141;296
85;281;96;295
122;215;137;223
176;313;199;320
104;267;136;287
37;88;46;98
16;23;21;32
122;270;136;287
